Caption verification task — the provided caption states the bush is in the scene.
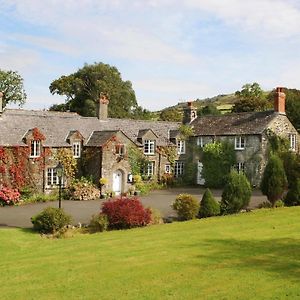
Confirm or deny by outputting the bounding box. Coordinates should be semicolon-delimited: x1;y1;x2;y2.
101;197;152;229
260;154;288;207
31;207;72;234
172;193;200;221
149;208;163;225
199;188;220;218
221;169;252;214
69;177;100;201
284;179;300;206
89;213;109;233
23;191;58;204
0;186;20;206
258;200;285;209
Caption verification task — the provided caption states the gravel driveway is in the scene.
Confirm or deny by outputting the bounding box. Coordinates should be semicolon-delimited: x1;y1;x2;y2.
0;188;267;228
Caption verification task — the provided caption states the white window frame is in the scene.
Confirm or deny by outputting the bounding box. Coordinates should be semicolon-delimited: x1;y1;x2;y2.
144;140;155;155
165;164;171;174
290;134;296;151
236;162;245;174
30;140;41;158
145;161;155;176
174;161;184;178
177;140;186;154
47;168;64;187
197;136;204;147
72;141;81;158
235;136;245;150
115;144;125;155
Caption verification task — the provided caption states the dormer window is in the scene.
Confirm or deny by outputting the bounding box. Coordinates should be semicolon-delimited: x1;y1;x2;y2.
177;140;186;154
290;134;296;151
144;140;155;155
30;140;41;158
235;136;245;150
72;141;81;158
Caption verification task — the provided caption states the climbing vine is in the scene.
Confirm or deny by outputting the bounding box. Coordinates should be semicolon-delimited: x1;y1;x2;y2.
54;148;77;179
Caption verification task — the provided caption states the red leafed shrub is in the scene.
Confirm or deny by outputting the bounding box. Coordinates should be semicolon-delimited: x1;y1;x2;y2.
0;186;21;206
101;197;152;229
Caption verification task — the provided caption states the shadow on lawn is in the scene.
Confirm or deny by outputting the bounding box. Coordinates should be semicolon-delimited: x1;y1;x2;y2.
199;238;300;281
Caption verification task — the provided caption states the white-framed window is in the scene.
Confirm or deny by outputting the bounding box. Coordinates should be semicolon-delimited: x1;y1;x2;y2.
115;144;125;155
165;164;171;174
144;140;155;155
235;136;245;150
236;162;245;174
30;140;41;158
197;136;204;147
47;168;64;187
290;134;296;151
145;161;155;176
72;141;81;158
174;161;184;177
177;140;186;154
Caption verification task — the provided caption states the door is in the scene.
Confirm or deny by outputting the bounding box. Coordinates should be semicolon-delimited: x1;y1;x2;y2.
112;170;122;195
197;161;205;185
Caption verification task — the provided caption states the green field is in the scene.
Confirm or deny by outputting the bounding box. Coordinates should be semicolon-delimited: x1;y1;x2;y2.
1;207;300;299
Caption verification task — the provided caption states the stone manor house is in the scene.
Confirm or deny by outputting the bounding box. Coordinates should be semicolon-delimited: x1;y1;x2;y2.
0;88;298;194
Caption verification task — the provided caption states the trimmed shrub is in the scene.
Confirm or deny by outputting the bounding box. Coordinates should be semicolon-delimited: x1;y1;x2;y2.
149;208;163;225
284;179;300;206
89;213;109;233
199;188;220;218
31;207;72;234
101;197;152;229
172;193;200;221
69;177;100;201
258;200;285;209
221;169;252;214
0;186;20;206
260;154;288;207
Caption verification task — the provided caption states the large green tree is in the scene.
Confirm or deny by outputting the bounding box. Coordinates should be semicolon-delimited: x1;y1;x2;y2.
49;63;138;118
159;108;182;122
0;69;26;107
232;82;270;113
197;104;221;116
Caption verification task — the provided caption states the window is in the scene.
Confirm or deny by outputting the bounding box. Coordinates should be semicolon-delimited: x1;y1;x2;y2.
290;134;296;151
177;140;186;154
115;144;125;155
145;161;155;176
197;137;204;147
30;140;41;158
235;136;245;150
72;141;81;158
236;162;245;174
165;164;171;174
47;168;64;187
144;140;155;155
174;161;184;177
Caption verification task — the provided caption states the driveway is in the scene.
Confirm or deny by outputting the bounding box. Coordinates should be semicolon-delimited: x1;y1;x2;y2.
0;188;267;228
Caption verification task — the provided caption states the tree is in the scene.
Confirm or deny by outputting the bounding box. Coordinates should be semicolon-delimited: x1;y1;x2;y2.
221;169;252;214
232;82;270;113
202;141;236;188
159;108;182;122
197;104;221;116
49;62;138;118
199;188;220;218
260;154;288;207
284;179;300;207
0;69;26;107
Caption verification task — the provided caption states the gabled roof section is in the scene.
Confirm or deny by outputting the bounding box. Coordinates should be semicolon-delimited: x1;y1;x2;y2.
66;130;84;142
169;129;180;139
86;130;118;147
137;129;159;139
191;110;278;136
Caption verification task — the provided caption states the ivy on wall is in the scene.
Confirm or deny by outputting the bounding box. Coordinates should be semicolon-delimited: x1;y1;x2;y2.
54;148;77;180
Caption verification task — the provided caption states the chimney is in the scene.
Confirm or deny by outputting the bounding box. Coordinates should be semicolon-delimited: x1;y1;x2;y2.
97;93;109;120
274;87;286;114
0;92;3;115
183;101;197;124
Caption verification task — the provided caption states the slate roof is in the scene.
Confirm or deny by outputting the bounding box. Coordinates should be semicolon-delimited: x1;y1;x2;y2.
191;110;278;136
86;130;118;147
0;109;180;147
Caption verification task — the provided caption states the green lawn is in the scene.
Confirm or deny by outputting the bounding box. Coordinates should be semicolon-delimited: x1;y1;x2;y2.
1;208;300;300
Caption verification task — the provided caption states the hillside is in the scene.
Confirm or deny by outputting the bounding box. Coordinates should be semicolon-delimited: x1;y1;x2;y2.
1;207;300;299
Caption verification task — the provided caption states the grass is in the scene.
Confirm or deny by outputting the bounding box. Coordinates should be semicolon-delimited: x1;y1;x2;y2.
1;207;300;299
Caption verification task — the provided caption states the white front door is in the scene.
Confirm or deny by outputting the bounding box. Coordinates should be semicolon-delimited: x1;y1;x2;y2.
197;161;205;185
112;170;122;195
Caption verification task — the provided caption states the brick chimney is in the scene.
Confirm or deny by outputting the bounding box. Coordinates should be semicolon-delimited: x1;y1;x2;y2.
0;92;3;115
97;93;109;120
274;87;286;114
183;101;197;124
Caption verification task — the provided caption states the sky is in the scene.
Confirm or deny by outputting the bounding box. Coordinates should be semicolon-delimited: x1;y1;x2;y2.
1;0;300;111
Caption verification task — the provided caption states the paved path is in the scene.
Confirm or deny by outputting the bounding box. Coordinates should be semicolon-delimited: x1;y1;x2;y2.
0;188;267;228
